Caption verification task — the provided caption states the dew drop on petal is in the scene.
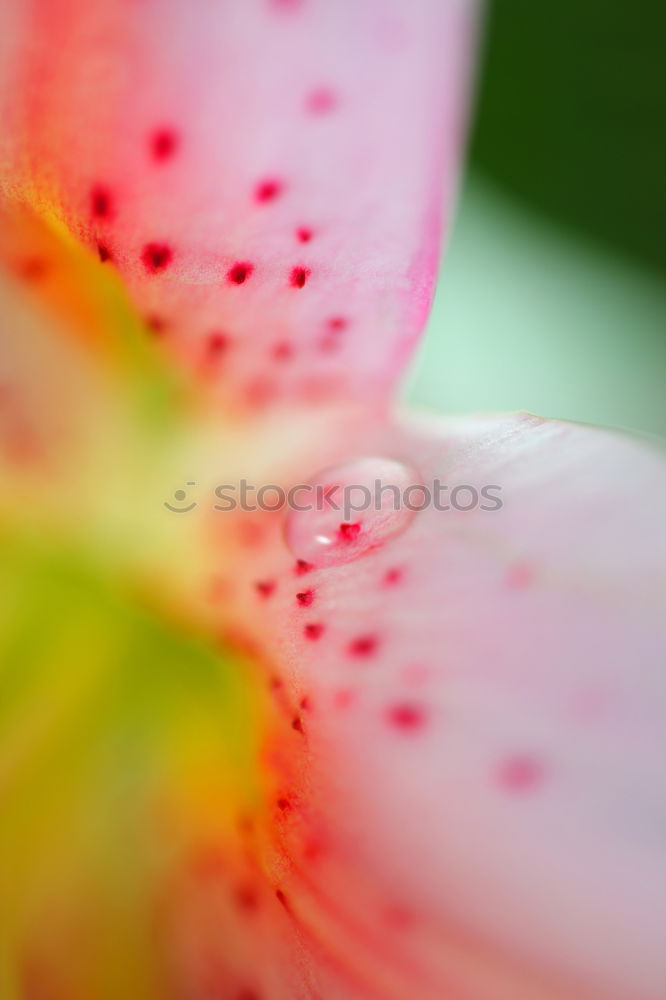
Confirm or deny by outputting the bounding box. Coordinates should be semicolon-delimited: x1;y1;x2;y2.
285;457;419;567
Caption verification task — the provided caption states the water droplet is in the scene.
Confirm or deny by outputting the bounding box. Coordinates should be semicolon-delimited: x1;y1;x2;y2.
285;457;419;567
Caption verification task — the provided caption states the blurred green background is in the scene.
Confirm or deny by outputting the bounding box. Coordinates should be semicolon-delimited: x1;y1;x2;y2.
408;0;666;438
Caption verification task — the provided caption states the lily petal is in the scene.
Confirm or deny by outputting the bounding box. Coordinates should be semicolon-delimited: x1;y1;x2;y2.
215;411;666;1000
1;0;475;414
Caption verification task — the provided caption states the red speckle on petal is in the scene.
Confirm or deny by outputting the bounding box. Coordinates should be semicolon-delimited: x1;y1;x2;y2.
234;885;259;913
150;127;179;161
348;634;379;659
296;589;314;607
276;797;291;812
319;334;340;353
291;715;304;734
506;562;534;589
141;242;172;273
271;341;293;362
338;522;361;542
328;316;348;332
237;991;261;1000
17;257;48;282
295;559;314;575
290;266;310;288
386;702;427;732
299;696;311;711
334;688;354;709
145;314;168;335
497;754;546;793
304;623;324;640
306;87;338;115
255;178;283;203
383;567;403;586
97;242;111;263
227;261;254;285
296;226;313;243
206;331;229;357
90;184;113;219
275;889;290;912
271;0;304;10
254;580;275;599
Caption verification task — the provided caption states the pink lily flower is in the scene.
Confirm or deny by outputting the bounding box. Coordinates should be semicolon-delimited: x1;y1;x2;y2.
0;2;664;999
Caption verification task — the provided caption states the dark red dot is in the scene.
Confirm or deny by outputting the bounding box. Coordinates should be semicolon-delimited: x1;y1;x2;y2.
290;266;310;288
304;623;324;641
97;242;111;263
276;797;291;811
254;580;275;599
497;754;546;793
306;87;337;115
295;227;313;243
338;522;361;542
386;702;427;732
237;990;261;1000
383;567;403;586
141;242;172;273
90;185;112;219
348;634;379;658
150;127;179;161
271;341;293;362
255;178;283;203
291;715;304;733
296;589;314;607
299;696;311;711
227;261;254;285
295;559;313;575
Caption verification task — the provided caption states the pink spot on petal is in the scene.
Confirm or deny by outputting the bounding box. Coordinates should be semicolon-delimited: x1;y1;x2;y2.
386;702;427;732
348;634;378;658
206;331;230;357
296;227;313;243
254;580;276;599
295;559;314;575
306;88;338;115
327;316;348;332
296;589;314;607
497;754;546;793
334;688;354;709
271;341;293;362
383;567;403;586
255;178;283;203
150;127;179;161
304;623;324;640
505;562;534;589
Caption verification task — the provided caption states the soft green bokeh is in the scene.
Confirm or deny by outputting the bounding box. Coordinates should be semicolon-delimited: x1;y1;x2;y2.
407;174;666;439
